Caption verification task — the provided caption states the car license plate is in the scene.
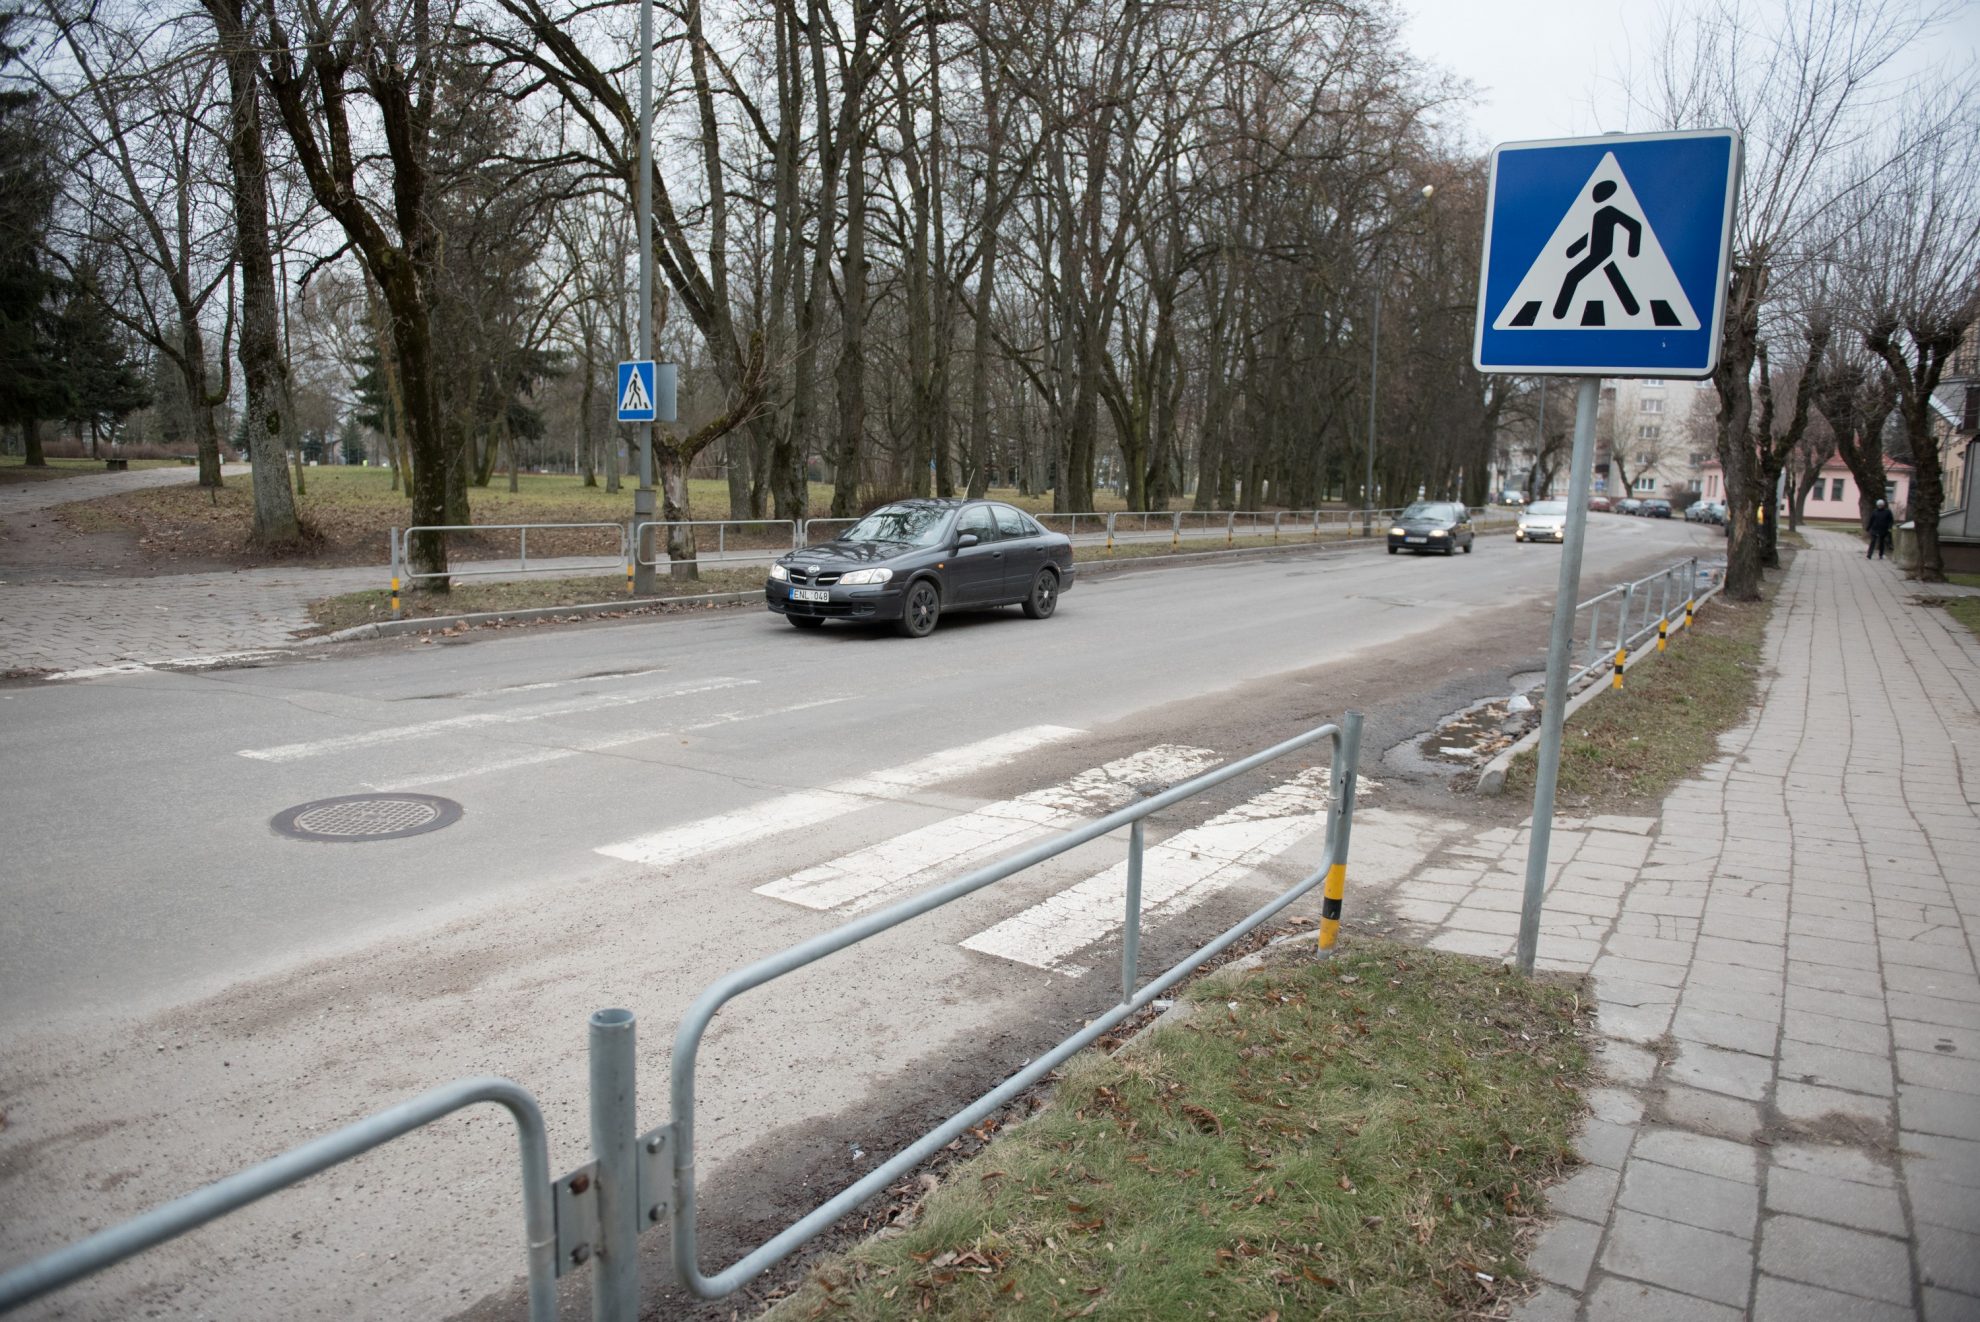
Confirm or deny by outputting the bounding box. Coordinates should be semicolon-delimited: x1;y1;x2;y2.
1405;536;1427;544
791;588;830;602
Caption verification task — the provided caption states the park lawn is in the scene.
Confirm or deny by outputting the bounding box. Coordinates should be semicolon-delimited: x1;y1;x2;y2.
0;456;181;484
1945;597;1980;643
1503;573;1778;812
762;940;1591;1322
51;464;1372;569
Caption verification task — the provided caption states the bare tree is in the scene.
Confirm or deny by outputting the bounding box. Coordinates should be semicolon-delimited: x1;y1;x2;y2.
1637;0;1932;599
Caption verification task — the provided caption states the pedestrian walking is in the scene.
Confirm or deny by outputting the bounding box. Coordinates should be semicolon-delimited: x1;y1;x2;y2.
1866;499;1895;559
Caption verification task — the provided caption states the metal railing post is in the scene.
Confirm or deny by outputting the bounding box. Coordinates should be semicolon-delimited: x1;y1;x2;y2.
389;528;403;618
1105;512;1116;556
626;521;636;594
1226;511;1235;547
589;1009;639;1322
1171;512;1181;549
1319;710;1363;956
1614;584;1634;690
1121;820;1145;1004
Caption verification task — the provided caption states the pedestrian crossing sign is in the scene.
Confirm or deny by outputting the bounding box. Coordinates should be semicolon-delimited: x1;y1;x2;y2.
1473;129;1739;378
616;360;657;422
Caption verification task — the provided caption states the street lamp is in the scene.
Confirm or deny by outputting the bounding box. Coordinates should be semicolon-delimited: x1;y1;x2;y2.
1362;183;1435;536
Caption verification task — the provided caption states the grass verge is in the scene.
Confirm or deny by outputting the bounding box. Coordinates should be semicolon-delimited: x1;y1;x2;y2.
763;940;1590;1322
1946;572;1980;590
1502;577;1777;813
305;567;764;632
1944;597;1980;643
0;456;179;483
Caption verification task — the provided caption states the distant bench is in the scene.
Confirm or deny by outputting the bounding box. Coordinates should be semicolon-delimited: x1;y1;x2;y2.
104;458;129;471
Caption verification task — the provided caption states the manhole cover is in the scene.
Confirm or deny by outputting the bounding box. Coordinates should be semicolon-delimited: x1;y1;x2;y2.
271;793;463;843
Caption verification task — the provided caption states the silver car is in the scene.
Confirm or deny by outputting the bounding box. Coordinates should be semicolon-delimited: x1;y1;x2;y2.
1515;499;1569;544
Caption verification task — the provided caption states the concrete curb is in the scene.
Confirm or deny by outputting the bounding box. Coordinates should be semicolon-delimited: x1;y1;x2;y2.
307;591;760;644
1476;582;1724;796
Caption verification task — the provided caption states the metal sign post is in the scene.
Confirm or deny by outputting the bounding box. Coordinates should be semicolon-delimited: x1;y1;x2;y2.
631;0;656;597
1470;128;1739;974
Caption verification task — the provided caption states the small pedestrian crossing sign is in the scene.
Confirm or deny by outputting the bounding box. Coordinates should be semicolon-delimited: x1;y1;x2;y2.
617;360;657;422
1473;129;1739;377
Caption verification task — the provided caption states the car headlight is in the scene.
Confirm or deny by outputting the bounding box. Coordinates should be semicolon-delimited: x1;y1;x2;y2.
769;563;789;581
838;567;893;585
1389;526;1406;537
1429;529;1448;537
1517;522;1530;533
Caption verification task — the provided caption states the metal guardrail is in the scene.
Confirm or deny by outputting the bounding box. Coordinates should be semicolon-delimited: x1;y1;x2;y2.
631;519;799;570
389;522;630;615
1568;556;1718;690
0;714;1364;1318
0;1078;558;1318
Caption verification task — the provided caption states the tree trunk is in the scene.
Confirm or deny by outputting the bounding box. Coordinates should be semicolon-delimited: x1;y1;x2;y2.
831;120;868;517
204;0;301;542
658;443;698;581
1713;267;1765;600
23;418;45;467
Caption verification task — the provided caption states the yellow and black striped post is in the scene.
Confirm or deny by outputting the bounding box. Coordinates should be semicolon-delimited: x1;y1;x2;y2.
627;560;635;594
1658;617;1669;652
1318;710;1363;957
390;575;400;617
1612;646;1627;690
1685;597;1695;630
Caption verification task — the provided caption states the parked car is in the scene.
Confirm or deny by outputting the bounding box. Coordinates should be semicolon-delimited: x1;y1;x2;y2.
1387;501;1476;556
765;498;1075;638
1615;498;1644;515
1496;490;1527;506
1642;498;1673;518
1515;499;1569;543
1688;500;1727;525
1587;496;1613;512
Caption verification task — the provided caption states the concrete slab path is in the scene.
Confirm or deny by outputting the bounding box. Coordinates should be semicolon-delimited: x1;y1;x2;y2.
1401;530;1980;1320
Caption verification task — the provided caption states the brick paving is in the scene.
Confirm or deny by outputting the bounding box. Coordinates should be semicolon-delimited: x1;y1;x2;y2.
0;466;631;674
1400;530;1980;1319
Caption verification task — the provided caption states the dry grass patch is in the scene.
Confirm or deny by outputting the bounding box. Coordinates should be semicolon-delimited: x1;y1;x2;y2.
765;941;1591;1322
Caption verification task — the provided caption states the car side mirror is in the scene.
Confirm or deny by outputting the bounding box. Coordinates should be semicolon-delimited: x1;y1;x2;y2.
956;532;980;549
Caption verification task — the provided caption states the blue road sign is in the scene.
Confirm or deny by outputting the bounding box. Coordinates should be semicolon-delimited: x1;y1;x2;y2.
1473;129;1740;378
616;360;657;422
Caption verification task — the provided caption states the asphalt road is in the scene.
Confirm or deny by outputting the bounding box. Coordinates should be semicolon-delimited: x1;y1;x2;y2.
0;513;1721;1320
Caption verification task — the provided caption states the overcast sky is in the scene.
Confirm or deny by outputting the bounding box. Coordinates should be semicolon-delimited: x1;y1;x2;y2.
1395;0;1980;151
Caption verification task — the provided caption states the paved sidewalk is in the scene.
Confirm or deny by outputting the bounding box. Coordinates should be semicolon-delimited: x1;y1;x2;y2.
0;462;223;517
1394;530;1980;1319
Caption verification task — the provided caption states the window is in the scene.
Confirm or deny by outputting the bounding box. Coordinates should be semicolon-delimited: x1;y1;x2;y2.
1831;478;1845;502
1690;453;1707;468
1637;452;1655;466
958;505;998;541
1641;378;1665;387
1638;424;1661;440
1634;476;1656;493
1640;398;1664;413
993;504;1035;538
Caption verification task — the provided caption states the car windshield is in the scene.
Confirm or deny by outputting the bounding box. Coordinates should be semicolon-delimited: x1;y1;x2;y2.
1400;502;1451;521
1528;501;1567;516
839;505;952;547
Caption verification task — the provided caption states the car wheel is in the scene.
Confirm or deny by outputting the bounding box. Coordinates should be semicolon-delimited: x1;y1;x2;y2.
1463;538;1473;554
896;580;941;638
1020;568;1059;619
1387;546;1399;555
787;615;824;630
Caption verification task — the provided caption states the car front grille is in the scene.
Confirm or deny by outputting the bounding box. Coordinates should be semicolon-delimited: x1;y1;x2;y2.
789;568;843;586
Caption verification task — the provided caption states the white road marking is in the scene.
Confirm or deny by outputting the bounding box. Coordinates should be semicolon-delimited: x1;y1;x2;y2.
755;745;1223;914
593;725;1084;867
237;677;755;763
366;698;854;790
960;769;1337;974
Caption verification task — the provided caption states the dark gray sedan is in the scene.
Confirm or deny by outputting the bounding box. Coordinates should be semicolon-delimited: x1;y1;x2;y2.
1386;501;1475;556
766;499;1076;637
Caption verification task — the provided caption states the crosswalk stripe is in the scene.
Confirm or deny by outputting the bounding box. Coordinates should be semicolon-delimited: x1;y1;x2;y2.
593;725;1085;868
238;677;755;763
754;745;1223;913
959;769;1336;974
366;698;854;791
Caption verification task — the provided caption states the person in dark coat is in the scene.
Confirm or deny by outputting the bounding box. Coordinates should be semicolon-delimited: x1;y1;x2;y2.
1866;499;1895;559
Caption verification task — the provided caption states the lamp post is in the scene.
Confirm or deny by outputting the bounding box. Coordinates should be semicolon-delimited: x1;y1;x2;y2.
1362;184;1435;536
631;0;657;596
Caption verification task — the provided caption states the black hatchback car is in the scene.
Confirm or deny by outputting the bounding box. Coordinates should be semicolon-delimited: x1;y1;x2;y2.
1386;501;1475;555
766;499;1076;637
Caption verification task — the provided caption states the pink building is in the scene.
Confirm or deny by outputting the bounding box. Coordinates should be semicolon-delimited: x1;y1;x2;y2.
1700;457;1914;518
